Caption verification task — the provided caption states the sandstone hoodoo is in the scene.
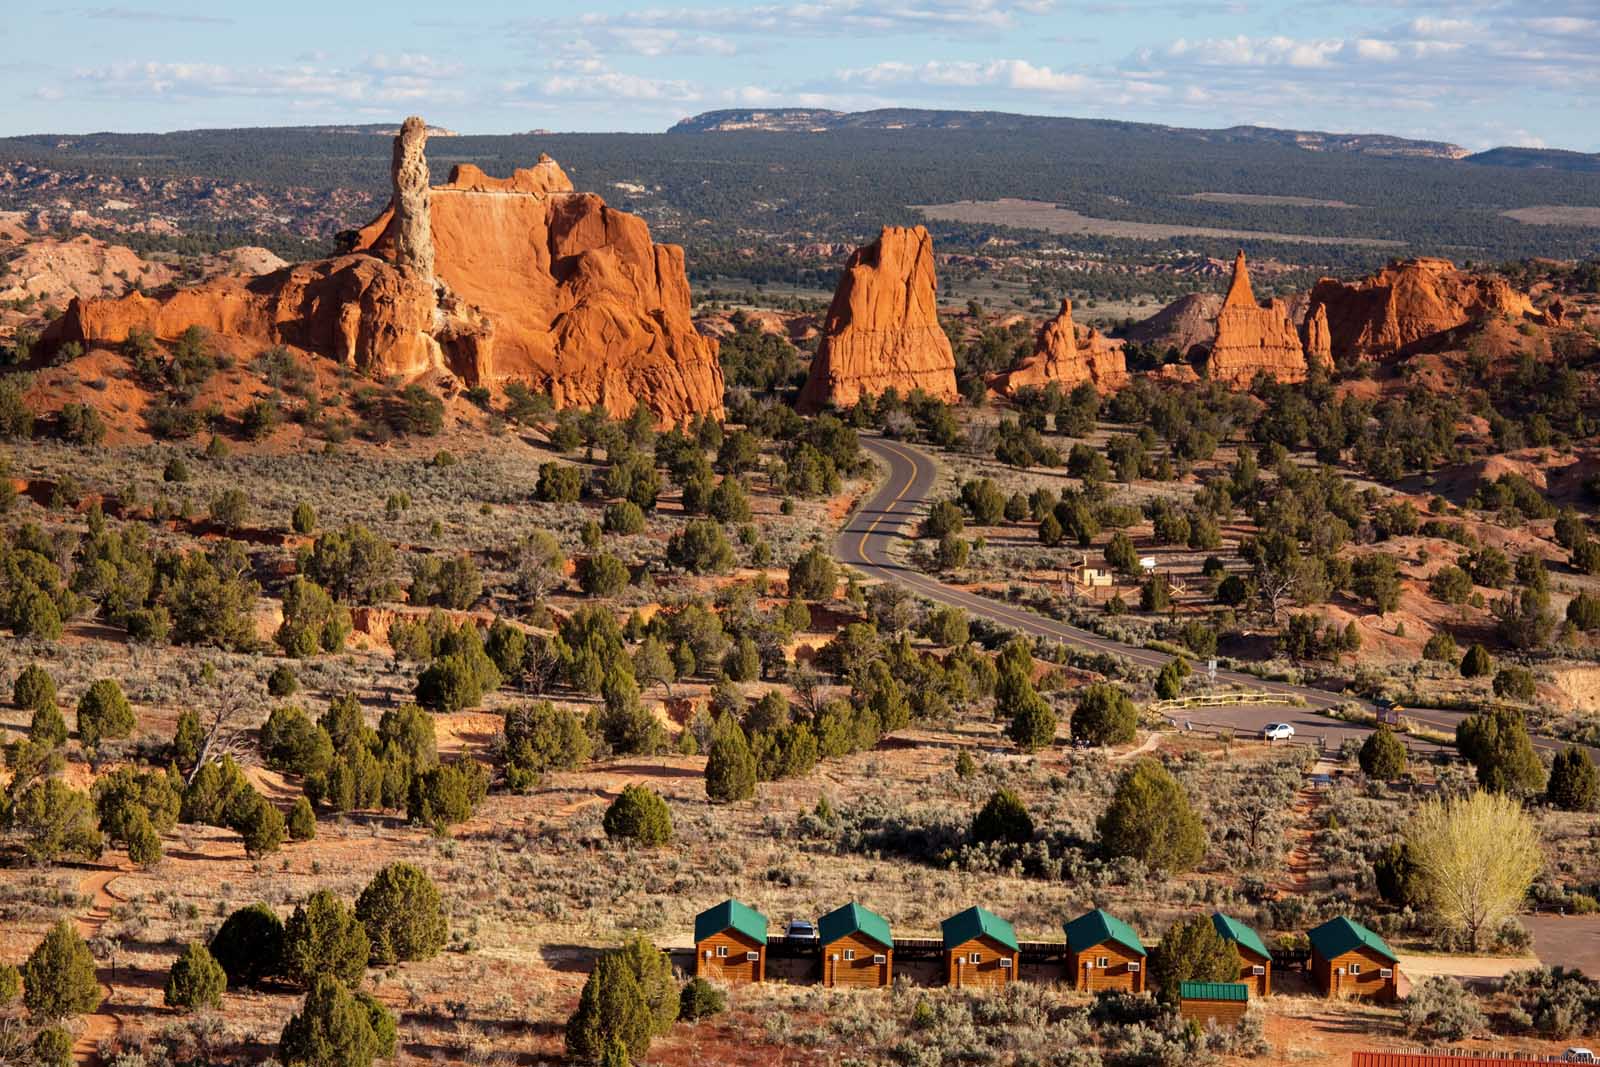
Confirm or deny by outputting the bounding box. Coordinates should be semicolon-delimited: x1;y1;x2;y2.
50;117;724;426
798;225;958;412
1204;250;1313;387
989;298;1129;395
1306;256;1557;366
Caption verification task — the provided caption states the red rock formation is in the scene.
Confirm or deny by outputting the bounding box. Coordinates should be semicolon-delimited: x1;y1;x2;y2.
1205;250;1309;387
1303;303;1333;371
50;123;723;426
353;154;722;424
797;226;958;411
989;298;1128;395
55;254;443;378
1308;257;1552;364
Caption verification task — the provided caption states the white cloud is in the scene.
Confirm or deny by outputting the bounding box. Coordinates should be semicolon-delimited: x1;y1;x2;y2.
1165;35;1345;69
840;58;1089;94
70;56;468;106
1354;38;1399;61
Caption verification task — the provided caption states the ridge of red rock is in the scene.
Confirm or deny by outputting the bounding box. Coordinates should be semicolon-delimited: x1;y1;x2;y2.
1205;250;1310;387
989;298;1128;395
49;119;723;427
797;225;958;411
1307;256;1555;365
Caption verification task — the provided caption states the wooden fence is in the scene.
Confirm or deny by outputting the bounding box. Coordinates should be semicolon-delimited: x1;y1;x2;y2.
1152;692;1298;713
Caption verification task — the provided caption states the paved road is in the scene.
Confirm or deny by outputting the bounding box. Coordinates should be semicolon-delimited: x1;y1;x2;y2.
836;436;1350;713
837;436;1596;760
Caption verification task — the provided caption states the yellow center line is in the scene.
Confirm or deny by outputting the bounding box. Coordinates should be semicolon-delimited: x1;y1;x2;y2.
856;439;922;564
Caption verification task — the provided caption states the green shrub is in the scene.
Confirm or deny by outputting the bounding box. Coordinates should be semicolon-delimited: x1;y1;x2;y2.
579;553;631;597
1148;914;1240;1005
164;942;227;1010
1097;758;1206;873
970;788;1033;845
667;519;735;574
13;663;55;712
603;500;646;535
279;975;389;1067
269;664;300;697
678;977;726;1021
31;1026;72;1067
288;796;318;840
356;862;447;965
22;921;101;1020
75;678;134;750
1071;683;1138;746
283;890;370;987
705;716;756;803
291;501;318;535
209;903;285;988
406;758;488;828
787;544;838;600
502;701;592;790
1548;747;1600;812
209;488;251;530
602;785;674;846
1359;725;1407;779
1460;643;1493;678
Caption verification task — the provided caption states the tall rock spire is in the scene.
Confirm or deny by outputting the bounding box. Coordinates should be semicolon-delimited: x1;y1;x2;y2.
391;116;435;282
1223;249;1255;309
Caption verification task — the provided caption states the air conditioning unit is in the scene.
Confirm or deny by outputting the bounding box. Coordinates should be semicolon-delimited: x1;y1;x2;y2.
999;958;1013;969
1379;968;1394;978
746;951;760;962
873;954;887;965
1251;965;1266;976
1127;962;1141;972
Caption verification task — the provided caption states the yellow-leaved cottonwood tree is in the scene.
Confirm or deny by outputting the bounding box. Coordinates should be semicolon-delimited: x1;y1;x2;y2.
1404;790;1541;951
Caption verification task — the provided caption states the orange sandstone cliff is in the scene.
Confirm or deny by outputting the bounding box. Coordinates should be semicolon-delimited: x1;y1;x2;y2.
989;298;1128;395
797;225;958;412
1204;250;1312;387
1306;257;1555;365
50;117;723;426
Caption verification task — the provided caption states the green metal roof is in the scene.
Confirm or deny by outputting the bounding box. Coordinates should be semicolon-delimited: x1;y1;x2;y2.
694;899;768;946
1180;981;1249;1002
1307;916;1397;964
1063;909;1146;957
940;906;1019;952
819;902;892;950
1211;912;1270;961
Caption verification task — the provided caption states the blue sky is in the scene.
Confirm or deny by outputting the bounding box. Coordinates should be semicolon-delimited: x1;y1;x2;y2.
4;2;1597;150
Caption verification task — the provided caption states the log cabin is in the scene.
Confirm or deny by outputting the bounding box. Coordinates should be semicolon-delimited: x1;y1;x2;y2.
819;902;893;988
1308;916;1400;1002
693;899;767;984
1064;908;1147;993
1211;912;1271;996
940;906;1020;989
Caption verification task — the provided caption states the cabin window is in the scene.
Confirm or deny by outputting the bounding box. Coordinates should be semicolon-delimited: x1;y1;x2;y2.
969;952;982;964
1349;963;1361;975
716;945;728;958
1096;956;1109;968
844;949;856;961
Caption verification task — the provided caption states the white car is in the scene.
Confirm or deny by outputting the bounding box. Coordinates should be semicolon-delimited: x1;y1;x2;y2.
785;920;817;941
1563;1049;1596;1064
1262;723;1295;741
